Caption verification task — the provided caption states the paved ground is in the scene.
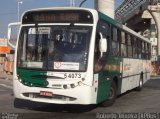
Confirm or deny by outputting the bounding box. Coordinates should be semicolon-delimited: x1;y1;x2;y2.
0;73;160;119
0;72;13;80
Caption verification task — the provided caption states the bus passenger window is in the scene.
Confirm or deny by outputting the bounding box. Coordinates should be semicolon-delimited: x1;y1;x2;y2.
112;27;119;56
121;32;127;57
94;33;102;73
138;40;142;58
133;37;138;58
127;34;133;58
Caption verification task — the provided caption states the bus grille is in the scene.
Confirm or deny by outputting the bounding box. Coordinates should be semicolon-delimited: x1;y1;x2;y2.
22;93;76;101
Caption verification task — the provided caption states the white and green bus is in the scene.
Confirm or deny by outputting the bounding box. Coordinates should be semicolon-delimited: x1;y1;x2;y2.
8;7;151;106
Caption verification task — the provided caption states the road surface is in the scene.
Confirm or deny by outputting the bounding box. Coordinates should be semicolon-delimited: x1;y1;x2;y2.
0;74;160;119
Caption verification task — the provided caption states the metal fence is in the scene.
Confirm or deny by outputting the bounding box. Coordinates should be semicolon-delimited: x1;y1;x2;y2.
149;0;160;5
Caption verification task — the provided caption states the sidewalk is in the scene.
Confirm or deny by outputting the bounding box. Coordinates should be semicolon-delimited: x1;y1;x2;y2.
151;75;160;80
0;72;13;80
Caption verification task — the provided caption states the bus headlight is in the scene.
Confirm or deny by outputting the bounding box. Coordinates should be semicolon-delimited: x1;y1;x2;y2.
70;84;75;88
63;85;67;89
82;78;85;81
19;79;22;82
78;81;82;86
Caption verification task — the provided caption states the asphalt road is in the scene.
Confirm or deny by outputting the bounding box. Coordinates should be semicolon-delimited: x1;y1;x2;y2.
0;75;160;119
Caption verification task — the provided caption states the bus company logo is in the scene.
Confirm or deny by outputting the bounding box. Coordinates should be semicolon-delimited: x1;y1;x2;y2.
123;64;131;71
54;62;62;69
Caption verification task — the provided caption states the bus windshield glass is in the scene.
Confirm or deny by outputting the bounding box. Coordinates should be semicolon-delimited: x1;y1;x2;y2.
17;25;92;71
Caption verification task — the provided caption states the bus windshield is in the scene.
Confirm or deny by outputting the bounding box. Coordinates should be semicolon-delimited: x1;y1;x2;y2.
17;25;92;71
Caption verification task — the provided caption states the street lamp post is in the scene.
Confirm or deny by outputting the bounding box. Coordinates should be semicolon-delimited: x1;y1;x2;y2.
70;0;75;7
18;1;23;22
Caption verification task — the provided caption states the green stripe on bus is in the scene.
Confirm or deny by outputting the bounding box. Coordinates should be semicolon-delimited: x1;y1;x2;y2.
96;56;122;103
96;69;110;103
17;69;47;87
98;12;121;26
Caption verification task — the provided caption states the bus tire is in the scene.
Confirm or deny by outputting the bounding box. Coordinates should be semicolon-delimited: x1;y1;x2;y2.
135;74;143;91
14;98;29;108
14;98;23;108
101;81;117;107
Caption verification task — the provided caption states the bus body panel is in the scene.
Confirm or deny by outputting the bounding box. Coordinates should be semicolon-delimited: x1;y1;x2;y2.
121;58;151;93
13;73;99;104
12;7;151;106
98;11;151;95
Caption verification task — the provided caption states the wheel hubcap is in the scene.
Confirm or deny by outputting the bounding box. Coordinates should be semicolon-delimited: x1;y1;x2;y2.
109;87;114;99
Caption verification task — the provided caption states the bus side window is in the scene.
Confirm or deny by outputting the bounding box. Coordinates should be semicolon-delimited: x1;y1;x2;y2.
95;33;100;59
147;43;151;59
138;40;142;59
96;20;109;53
111;27;120;56
146;43;149;59
133;37;138;58
94;32;108;73
94;33;102;73
127;34;133;58
121;31;127;57
94;20;109;73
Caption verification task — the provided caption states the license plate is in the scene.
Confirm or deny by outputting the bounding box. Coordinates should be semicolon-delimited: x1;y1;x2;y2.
40;91;53;97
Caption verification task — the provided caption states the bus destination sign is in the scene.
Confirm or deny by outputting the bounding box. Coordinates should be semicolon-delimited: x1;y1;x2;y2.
22;10;93;24
34;13;79;23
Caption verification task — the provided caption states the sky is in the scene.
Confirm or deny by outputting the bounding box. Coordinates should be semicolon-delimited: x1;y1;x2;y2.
0;0;123;38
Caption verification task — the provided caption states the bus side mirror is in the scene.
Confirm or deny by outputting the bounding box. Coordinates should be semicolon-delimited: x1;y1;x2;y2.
8;27;11;40
99;33;107;55
7;22;21;49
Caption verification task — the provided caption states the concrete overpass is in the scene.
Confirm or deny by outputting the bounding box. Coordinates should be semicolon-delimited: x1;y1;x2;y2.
115;0;159;23
115;0;160;61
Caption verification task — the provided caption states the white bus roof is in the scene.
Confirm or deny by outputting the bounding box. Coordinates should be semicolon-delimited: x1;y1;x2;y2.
21;7;150;43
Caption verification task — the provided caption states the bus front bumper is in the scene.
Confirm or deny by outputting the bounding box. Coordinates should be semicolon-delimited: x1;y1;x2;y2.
13;79;97;105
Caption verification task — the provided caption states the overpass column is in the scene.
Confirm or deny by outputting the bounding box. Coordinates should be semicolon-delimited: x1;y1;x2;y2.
148;4;160;55
94;0;115;19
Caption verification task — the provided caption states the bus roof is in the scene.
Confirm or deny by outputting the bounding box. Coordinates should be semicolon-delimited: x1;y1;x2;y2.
21;7;150;43
21;7;97;18
21;7;98;24
23;7;95;12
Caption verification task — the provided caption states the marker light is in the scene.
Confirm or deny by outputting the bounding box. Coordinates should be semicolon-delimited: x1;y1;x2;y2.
70;84;75;88
78;81;82;86
82;78;85;81
63;85;67;89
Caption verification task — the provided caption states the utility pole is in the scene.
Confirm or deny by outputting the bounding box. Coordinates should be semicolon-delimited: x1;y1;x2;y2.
70;0;75;7
18;1;23;21
94;0;115;19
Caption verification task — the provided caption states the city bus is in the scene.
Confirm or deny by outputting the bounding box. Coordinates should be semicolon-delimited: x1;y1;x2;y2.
8;7;151;106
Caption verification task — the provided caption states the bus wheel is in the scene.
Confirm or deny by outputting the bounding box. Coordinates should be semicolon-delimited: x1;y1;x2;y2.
14;98;23;108
101;81;117;107
14;98;29;108
135;75;143;91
